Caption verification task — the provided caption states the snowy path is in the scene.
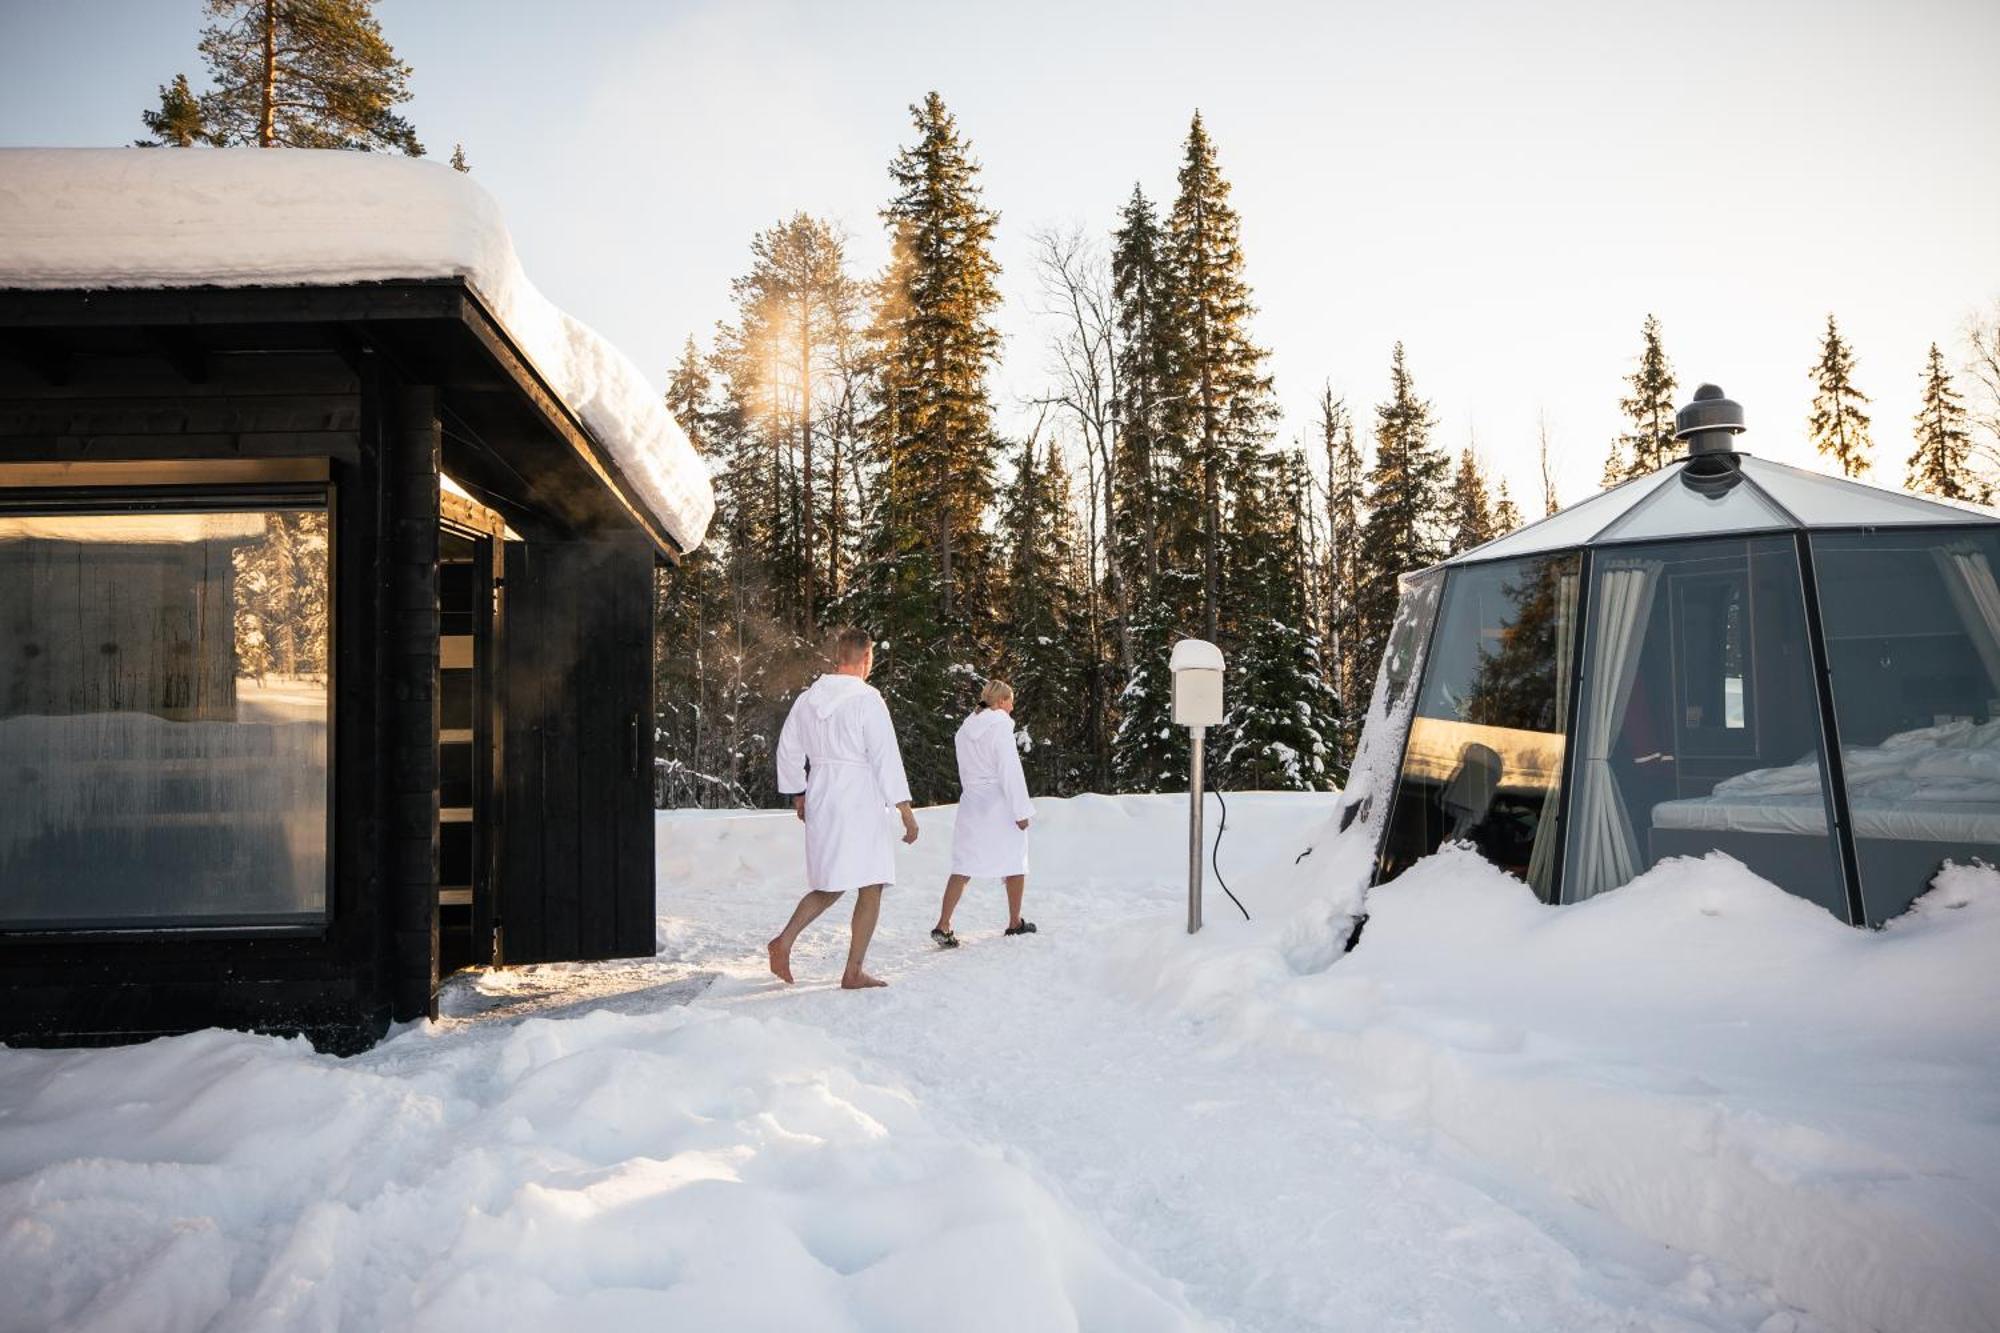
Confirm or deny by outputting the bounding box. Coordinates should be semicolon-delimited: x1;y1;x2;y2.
658;796;1823;1332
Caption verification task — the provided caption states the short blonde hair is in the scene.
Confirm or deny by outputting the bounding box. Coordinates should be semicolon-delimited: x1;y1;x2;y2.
978;678;1014;709
827;625;873;667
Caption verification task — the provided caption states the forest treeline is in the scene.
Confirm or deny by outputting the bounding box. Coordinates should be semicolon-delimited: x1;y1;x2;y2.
120;5;2000;806
649;92;2000;807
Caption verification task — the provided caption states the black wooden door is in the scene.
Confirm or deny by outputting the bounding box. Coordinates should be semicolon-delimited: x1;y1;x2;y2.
497;534;655;964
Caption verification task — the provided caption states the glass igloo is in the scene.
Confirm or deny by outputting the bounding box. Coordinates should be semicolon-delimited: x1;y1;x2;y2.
1357;386;2000;926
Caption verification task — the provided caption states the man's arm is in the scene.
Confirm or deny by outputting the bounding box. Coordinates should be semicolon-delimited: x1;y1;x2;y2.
775;697;808;807
865;696;919;844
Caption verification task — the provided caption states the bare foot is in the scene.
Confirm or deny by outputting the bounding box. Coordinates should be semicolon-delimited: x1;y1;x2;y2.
767;938;794;984
840;971;888;990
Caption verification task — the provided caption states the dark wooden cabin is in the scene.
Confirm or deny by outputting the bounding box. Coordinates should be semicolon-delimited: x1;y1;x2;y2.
0;279;680;1053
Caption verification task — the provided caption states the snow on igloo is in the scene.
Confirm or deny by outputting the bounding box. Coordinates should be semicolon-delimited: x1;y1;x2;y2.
1348;384;2000;926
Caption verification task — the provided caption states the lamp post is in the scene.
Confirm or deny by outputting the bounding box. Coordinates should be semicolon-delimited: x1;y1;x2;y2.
1169;639;1225;934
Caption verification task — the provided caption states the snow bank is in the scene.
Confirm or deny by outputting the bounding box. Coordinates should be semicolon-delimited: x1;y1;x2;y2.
0;1005;1201;1331
0;148;713;553
1116;832;2000;1333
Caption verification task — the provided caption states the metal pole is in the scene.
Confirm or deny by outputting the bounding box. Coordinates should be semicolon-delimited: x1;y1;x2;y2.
1188;726;1205;934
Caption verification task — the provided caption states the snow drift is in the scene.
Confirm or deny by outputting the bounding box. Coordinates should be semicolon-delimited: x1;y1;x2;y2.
1120;828;2000;1333
0;148;713;553
0;1006;1201;1332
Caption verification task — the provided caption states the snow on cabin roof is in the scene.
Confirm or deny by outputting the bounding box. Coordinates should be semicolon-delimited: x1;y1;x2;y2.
0;148;714;555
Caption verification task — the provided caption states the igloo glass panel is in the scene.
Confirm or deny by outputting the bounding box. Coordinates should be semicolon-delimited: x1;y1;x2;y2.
1564;535;1846;917
0;507;330;929
1811;529;2000;925
1379;554;1579;899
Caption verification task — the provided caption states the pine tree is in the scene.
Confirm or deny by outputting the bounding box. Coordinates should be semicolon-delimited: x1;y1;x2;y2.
1165;112;1276;643
1492;481;1523;535
449;143;470;173
1110;185;1177;604
1908;343;1988;503
1606;314;1677;483
1448;446;1497;554
1220;449;1342;790
138;74;214;146
714;214;860;633
1808;314;1874;477
1354;343;1449;696
151;0;423;154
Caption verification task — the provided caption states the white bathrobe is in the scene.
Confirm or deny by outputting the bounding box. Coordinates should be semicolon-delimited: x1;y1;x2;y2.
949;708;1034;877
775;674;912;894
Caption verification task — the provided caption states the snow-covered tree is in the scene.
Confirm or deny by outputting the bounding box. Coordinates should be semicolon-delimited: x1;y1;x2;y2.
998;436;1093;796
1220;450;1342;791
1318;385;1367;758
1907;343;1987;504
1111;569;1200;794
1808;314;1873;477
148;0;423;154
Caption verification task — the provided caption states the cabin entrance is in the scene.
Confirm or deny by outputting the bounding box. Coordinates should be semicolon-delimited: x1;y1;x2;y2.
439;490;506;974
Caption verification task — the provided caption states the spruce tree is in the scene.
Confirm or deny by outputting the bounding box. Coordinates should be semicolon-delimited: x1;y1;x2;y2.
1319;386;1367;760
138;74;214;146
1164;112;1276;643
1492;481;1523;536
1448;446;1497;554
1353;343;1449;696
1607;314;1678;483
998;437;1092;796
449;143;470;173
1808;314;1874;477
1220;449;1342;790
1112;568;1200;793
846;92;1005;803
149;0;423;154
1908;343;1988;503
1110;185;1177;604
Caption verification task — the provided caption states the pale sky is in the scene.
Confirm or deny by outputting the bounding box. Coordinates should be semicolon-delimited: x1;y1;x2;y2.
4;0;1997;507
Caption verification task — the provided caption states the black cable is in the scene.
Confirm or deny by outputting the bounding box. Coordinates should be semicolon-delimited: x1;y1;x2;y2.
1208;787;1251;921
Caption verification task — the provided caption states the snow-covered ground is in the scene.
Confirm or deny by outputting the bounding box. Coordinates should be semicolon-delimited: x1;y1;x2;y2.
4;793;1998;1331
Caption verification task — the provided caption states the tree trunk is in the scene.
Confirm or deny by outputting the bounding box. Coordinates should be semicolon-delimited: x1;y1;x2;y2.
258;0;277;147
799;313;815;632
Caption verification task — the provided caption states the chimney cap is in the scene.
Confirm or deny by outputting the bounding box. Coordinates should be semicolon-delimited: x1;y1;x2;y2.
1674;384;1746;454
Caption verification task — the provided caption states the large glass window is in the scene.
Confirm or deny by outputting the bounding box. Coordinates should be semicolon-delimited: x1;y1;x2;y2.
1564;535;1845;917
1812;529;2000;925
0;504;330;929
1380;554;1580;899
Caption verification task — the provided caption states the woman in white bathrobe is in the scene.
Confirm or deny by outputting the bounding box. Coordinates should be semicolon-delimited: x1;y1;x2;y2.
768;628;918;990
933;680;1035;946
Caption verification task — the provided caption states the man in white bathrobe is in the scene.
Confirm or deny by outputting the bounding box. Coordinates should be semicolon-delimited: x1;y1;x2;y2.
932;679;1035;946
768;627;919;990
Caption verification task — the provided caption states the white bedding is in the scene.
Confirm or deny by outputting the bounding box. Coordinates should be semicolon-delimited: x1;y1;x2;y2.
1650;718;2000;845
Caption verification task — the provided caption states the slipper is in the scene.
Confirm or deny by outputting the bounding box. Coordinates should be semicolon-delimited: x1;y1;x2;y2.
930;928;959;949
1004;921;1037;936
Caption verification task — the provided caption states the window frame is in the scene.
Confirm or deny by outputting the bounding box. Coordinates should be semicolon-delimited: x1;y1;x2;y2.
0;482;338;940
